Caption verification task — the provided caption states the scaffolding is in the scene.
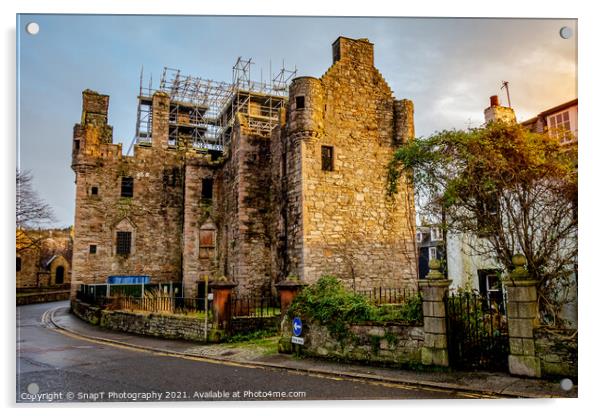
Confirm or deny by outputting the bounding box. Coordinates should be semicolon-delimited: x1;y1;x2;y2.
129;58;297;155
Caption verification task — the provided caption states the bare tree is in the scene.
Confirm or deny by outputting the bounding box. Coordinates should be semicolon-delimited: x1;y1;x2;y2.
16;170;56;253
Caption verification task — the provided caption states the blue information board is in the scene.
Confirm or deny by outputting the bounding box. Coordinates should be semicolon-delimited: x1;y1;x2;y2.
107;276;150;284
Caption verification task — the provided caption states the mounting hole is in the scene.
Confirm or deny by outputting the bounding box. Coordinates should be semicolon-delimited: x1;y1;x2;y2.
25;22;40;35
27;383;40;394
560;378;573;391
559;26;573;39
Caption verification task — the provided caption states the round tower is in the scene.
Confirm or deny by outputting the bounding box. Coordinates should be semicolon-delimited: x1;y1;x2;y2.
287;76;324;138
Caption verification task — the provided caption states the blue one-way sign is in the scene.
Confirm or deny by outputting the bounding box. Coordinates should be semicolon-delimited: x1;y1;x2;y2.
292;317;302;337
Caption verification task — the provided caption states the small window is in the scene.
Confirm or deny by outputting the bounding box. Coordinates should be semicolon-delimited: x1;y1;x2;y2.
201;178;214;200
431;227;443;241
74;139;80;152
89;245;97;254
121;177;134;197
429;247;438;261
91;186;98;196
16;257;21;272
295;96;305;110
321;145;334;171
416;232;423;243
116;231;132;256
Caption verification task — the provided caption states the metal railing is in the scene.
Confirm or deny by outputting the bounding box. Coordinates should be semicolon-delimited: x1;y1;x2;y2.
356;287;420;305
230;295;281;318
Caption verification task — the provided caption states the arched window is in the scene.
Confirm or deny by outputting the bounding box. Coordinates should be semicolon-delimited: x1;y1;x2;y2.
55;266;65;284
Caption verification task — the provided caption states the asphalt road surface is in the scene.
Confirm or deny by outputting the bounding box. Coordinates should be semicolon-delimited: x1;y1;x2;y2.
17;301;467;403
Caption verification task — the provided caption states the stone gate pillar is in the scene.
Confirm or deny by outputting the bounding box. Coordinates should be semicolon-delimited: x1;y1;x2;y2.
504;254;541;378
275;277;308;315
209;277;238;335
419;260;452;367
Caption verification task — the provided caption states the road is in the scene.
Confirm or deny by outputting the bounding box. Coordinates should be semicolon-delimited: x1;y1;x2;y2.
17;301;466;403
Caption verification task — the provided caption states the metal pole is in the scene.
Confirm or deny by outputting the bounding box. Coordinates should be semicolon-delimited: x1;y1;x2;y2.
204;275;209;343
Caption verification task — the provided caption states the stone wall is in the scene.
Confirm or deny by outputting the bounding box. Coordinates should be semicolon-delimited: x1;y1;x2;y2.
534;328;578;379
17;290;70;305
72;299;211;342
298;320;424;366
71;299;103;325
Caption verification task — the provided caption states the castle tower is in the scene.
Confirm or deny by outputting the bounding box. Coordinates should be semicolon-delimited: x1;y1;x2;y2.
277;37;418;290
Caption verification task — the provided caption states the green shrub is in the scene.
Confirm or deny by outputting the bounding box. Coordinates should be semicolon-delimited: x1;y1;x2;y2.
288;276;423;340
288;276;373;340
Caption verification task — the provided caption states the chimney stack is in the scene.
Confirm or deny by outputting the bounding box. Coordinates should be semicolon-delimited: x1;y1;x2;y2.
484;94;516;124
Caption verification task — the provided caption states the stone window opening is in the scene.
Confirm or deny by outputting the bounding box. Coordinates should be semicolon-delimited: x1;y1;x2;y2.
89;244;97;254
201;178;214;200
321;145;334;171
295;96;305;110
74;139;80;152
116;231;132;256
120;176;134;198
91;186;98;196
17;257;21;272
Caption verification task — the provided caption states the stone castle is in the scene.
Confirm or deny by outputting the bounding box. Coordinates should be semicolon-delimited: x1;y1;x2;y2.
70;37;418;298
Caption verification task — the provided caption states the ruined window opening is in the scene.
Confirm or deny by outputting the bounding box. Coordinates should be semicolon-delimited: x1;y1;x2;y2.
74;139;80;152
295;96;305;110
16;257;21;272
91;186;98;196
201;178;214;200
116;231;132;256
89;245;97;254
321;145;334;171
121;177;134;198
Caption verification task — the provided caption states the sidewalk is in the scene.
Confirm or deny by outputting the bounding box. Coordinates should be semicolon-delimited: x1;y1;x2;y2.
48;305;577;399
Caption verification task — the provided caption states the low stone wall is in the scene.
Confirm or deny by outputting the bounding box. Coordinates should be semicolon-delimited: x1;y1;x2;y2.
71;300;104;325
297;320;424;366
72;300;211;342
17;290;70;305
534;328;578;379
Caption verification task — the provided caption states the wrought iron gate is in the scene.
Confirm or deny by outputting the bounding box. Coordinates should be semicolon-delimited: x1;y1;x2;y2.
445;291;509;371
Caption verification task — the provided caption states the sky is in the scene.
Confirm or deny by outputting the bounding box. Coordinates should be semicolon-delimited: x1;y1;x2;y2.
16;15;577;227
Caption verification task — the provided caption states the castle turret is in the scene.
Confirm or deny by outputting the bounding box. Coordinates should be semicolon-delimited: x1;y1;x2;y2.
484;95;516;124
287;76;324;137
72;90;113;170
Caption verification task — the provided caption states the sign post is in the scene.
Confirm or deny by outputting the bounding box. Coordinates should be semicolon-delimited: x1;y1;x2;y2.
291;316;304;345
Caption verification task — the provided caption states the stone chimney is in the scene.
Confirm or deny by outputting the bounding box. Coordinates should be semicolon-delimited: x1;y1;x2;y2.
332;37;374;67
484;94;516;124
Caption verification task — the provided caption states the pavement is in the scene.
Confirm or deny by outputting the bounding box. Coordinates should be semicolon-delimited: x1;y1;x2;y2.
45;304;577;399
